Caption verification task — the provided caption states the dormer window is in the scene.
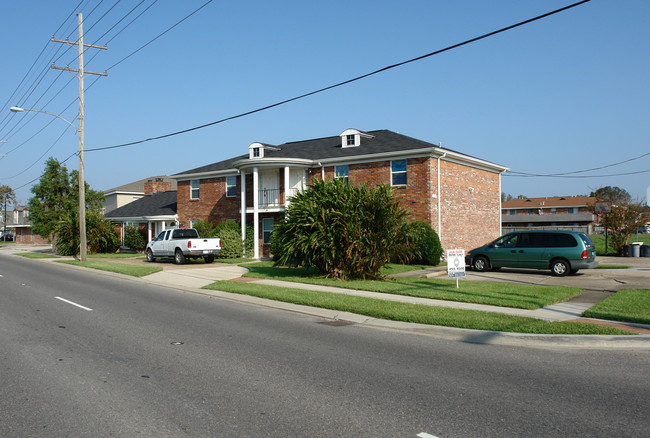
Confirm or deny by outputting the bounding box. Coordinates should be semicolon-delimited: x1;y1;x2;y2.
340;128;374;148
248;142;279;159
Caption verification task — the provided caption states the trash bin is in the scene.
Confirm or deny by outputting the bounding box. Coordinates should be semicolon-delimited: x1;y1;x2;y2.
631;242;643;258
623;245;632;257
642;245;650;257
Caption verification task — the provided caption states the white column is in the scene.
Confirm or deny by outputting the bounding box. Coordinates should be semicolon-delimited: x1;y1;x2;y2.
148;221;152;242
284;166;290;206
253;167;260;259
240;172;247;257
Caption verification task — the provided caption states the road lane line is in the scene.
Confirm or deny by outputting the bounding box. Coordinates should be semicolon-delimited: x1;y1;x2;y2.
55;296;93;311
417;433;440;438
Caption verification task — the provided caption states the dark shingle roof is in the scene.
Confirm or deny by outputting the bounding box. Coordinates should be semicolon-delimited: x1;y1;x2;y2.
105;191;177;219
172;129;462;177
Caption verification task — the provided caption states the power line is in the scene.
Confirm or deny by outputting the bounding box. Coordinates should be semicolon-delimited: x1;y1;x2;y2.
504;169;650;178
86;0;593;153
506;151;650;177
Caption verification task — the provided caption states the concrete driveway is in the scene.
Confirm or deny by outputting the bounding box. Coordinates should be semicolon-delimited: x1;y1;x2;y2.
397;256;650;292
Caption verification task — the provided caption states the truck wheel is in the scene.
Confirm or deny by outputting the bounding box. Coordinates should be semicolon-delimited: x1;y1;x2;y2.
204;256;214;264
174;249;186;265
146;249;155;263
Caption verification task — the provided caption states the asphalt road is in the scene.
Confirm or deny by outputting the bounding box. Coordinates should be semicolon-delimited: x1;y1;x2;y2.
1;254;648;437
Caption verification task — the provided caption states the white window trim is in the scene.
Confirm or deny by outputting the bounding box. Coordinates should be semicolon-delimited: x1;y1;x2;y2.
190;179;200;199
262;218;274;244
226;175;237;197
390;160;407;186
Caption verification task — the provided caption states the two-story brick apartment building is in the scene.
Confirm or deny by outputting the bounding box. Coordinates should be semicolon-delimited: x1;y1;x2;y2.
172;129;509;258
502;196;597;234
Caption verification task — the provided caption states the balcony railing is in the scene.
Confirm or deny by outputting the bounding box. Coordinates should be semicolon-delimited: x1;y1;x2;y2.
255;188;300;208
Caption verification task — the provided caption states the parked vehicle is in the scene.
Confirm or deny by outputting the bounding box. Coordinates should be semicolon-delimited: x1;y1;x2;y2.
465;230;597;276
1;232;13;241
146;228;221;264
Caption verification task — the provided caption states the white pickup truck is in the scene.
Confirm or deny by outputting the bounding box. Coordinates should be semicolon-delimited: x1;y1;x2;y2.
146;228;221;264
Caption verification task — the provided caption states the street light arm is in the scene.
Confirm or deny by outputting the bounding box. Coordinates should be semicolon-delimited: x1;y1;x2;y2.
9;106;77;129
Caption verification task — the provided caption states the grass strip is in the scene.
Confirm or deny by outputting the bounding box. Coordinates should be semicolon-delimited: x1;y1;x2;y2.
583;289;650;324
87;253;145;259
241;262;581;309
17;252;59;259
204;280;631;335
58;260;162;277
595;265;631;269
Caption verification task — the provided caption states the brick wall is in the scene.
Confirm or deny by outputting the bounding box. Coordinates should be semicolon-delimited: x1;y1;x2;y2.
438;161;501;250
177;176;241;227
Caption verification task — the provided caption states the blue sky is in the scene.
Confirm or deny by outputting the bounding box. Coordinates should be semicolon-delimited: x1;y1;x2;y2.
1;0;648;205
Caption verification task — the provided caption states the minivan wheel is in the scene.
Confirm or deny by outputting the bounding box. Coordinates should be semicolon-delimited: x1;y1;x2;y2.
551;259;569;276
472;256;489;272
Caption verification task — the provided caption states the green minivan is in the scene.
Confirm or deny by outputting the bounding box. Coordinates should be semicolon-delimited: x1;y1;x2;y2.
465;230;598;276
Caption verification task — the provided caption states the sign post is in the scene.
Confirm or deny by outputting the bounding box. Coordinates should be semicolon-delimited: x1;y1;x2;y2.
447;249;466;288
594;201;612;254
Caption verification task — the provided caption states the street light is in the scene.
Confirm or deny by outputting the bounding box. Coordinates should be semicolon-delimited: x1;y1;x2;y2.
10;106;87;261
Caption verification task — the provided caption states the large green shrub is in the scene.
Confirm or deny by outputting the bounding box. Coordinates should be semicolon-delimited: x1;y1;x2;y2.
123;225;147;252
402;221;443;265
271;178;410;280
54;210;120;255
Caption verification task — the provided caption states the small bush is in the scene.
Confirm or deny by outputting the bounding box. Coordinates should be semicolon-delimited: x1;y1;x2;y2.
216;228;243;258
402;221;443;265
123;225;147;252
211;221;255;258
191;219;215;239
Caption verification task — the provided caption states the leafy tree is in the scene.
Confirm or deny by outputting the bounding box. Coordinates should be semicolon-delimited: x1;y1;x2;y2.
589;186;631;205
590;186;645;255
1;185;16;240
29;157;110;253
271;178;410;280
501;192;514;202
516;194;528;199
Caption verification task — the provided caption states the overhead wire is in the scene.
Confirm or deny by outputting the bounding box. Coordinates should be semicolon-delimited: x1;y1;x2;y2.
86;0;592;153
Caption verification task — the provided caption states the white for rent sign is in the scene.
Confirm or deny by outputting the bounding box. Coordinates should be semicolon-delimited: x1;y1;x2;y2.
447;249;466;278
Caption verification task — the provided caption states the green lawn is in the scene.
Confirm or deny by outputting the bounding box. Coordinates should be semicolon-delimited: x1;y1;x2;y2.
58;260;162;277
583;289;650;324
589;233;650;255
241;262;582;309
88;253;144;259
203;280;630;335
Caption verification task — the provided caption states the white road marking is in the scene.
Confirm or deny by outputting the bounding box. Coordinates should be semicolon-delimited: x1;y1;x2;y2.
55;296;93;311
417;433;440;438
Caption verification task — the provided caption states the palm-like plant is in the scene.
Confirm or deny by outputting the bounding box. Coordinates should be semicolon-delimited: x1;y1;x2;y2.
271;178;410;280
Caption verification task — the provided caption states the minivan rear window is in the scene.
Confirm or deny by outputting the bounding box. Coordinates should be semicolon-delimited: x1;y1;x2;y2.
578;233;593;248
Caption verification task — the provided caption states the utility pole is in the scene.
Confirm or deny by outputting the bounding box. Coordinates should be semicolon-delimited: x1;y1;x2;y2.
50;13;107;261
